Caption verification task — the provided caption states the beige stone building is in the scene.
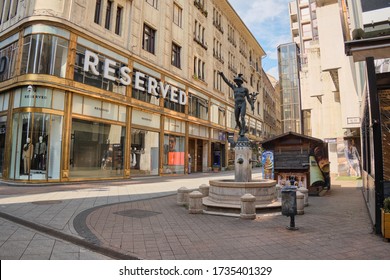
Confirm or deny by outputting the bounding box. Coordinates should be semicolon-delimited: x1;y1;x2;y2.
288;0;361;175
0;0;270;183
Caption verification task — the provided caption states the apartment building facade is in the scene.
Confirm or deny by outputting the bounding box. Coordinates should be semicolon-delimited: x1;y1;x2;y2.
287;0;362;175
0;0;268;183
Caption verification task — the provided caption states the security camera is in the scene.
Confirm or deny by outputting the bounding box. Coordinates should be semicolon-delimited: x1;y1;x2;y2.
27;85;33;92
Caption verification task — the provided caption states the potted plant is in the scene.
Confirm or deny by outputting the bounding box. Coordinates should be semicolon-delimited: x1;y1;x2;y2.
382;197;390;239
212;164;220;172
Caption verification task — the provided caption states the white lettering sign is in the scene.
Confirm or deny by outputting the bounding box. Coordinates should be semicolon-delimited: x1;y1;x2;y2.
82;50;188;105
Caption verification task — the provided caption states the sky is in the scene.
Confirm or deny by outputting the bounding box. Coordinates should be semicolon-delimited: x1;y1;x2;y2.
228;0;293;80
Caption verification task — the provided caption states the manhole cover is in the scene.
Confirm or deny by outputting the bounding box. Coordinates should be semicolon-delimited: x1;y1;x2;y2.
32;200;63;205
114;209;161;218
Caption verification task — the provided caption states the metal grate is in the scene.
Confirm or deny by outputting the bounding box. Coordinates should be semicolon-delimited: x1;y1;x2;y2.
114;209;161;218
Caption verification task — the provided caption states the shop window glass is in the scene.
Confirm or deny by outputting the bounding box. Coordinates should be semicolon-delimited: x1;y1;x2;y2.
10;112;62;180
131;70;160;105
52;90;65;111
0;92;10;110
72;94;126;122
21;34;69;78
130;128;159;176
70;119;125;178
0;40;18;82
162;134;185;174
188;94;208;120
74;45;126;95
83;97;102;118
14;87;64;110
72;94;84;114
0;116;6;177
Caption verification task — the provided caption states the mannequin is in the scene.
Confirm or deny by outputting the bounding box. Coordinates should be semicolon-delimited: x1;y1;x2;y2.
22;138;34;174
34;136;47;170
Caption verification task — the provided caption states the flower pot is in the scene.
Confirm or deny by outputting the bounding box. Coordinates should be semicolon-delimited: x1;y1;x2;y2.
381;209;390;239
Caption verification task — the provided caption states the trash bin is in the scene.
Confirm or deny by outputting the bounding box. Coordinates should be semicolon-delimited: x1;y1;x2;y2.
281;186;298;230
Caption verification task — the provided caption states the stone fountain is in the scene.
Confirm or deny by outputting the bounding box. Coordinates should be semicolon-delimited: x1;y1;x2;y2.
202;136;280;214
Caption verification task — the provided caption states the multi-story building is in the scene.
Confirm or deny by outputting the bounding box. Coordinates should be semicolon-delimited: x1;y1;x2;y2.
286;0;362;175
261;70;278;139
0;0;266;183
266;73;282;137
277;42;301;134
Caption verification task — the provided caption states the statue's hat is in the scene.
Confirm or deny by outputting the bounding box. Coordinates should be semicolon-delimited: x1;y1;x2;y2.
234;73;244;83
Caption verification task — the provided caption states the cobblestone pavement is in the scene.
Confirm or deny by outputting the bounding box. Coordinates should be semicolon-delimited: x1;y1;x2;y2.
0;171;389;260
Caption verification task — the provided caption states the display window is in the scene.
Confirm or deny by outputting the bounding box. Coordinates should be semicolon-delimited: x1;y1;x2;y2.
162;134;185;174
0;116;6;177
69;119;125;178
130;129;159;176
10;112;63;180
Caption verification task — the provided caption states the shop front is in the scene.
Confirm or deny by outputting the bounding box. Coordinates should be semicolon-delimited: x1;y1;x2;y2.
69;94;126;179
188;123;209;173
9;87;64;181
130;109;160;176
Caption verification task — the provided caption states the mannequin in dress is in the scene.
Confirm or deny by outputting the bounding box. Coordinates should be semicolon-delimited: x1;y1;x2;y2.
22;138;34;174
34;136;47;170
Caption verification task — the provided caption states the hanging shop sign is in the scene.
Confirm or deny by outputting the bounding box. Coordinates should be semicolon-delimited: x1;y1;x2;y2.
83;50;187;105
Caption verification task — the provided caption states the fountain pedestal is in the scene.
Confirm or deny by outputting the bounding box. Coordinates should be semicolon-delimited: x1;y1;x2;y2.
202;136;280;215
234;136;252;182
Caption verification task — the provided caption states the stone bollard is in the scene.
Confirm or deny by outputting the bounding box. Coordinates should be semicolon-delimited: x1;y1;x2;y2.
275;184;282;202
298;187;309;206
296;190;304;215
240;193;256;220
188;191;204;214
177;187;190;206
199;184;210;197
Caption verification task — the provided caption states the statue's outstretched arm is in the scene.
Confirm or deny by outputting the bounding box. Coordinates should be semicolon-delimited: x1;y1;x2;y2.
218;71;234;90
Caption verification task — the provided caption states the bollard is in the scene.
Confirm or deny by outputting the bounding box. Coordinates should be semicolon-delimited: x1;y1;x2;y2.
296;190;304;215
240;193;256;220
275;184;282;202
298;187;309;206
281;186;298;230
188;191;204;214
177;187;190;206
199;184;210;197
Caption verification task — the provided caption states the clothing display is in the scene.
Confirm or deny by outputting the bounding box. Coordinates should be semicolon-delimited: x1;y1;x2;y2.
22;139;34;174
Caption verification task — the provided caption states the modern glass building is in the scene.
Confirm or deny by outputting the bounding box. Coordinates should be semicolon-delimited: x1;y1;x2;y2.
277;43;301;134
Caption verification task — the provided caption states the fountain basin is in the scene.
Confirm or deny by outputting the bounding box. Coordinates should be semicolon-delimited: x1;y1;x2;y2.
203;179;281;213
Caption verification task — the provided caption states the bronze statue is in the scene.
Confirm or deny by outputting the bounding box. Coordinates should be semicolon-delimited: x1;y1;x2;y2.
218;71;257;137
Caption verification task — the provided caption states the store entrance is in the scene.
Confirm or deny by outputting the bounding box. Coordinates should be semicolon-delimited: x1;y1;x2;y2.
189;138;203;173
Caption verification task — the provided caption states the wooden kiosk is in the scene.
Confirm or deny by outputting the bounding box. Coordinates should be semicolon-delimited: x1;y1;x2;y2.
261;132;330;196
